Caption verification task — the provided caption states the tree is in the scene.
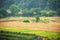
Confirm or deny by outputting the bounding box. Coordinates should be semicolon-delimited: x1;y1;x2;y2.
35;15;40;22
0;9;8;18
40;10;57;17
9;5;20;16
57;9;60;16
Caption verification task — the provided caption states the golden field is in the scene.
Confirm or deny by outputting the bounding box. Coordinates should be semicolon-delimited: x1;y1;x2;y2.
0;17;60;32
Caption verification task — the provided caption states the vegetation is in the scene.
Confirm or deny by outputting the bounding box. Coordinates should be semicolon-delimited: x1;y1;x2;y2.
0;30;35;40
35;16;40;22
0;0;60;40
0;9;8;18
23;20;30;23
0;0;60;18
0;17;57;23
0;28;60;40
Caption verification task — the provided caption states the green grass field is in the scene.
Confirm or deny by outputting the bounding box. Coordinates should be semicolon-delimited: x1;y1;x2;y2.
0;27;60;39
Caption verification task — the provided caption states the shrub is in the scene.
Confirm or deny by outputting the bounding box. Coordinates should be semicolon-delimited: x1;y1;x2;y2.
23;20;30;23
35;16;40;22
40;17;51;23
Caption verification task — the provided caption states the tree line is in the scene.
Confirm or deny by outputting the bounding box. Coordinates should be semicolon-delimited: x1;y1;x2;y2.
0;0;60;18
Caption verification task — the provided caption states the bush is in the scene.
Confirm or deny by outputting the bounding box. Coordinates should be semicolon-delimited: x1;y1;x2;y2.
40;20;49;23
40;17;51;23
23;20;30;23
35;16;40;22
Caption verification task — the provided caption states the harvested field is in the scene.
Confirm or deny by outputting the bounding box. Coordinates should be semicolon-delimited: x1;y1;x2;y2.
0;22;60;32
0;17;60;32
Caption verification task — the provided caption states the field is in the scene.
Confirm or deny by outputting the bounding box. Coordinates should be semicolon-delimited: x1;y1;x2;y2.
0;17;60;40
0;28;60;40
0;17;60;32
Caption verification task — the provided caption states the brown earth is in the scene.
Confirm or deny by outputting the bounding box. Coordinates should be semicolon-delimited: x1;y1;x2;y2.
0;22;60;32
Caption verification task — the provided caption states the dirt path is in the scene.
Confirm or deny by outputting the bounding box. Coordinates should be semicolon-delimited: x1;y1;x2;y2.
0;22;60;32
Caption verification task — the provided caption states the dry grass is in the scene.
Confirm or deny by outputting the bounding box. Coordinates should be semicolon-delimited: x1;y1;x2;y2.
0;17;60;22
0;17;60;32
0;22;60;32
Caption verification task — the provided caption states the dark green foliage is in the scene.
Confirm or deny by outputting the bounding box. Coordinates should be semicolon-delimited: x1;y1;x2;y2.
23;20;30;23
9;5;20;16
0;30;36;40
57;38;60;40
0;0;60;18
35;16;40;22
0;9;8;18
0;30;60;40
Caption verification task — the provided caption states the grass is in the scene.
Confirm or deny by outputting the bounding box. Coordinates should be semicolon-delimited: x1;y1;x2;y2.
0;31;35;40
0;17;59;23
0;27;60;39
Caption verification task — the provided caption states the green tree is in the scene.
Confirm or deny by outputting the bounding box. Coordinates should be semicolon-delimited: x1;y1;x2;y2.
35;15;40;22
57;9;60;16
9;5;20;16
40;10;56;17
0;9;8;18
